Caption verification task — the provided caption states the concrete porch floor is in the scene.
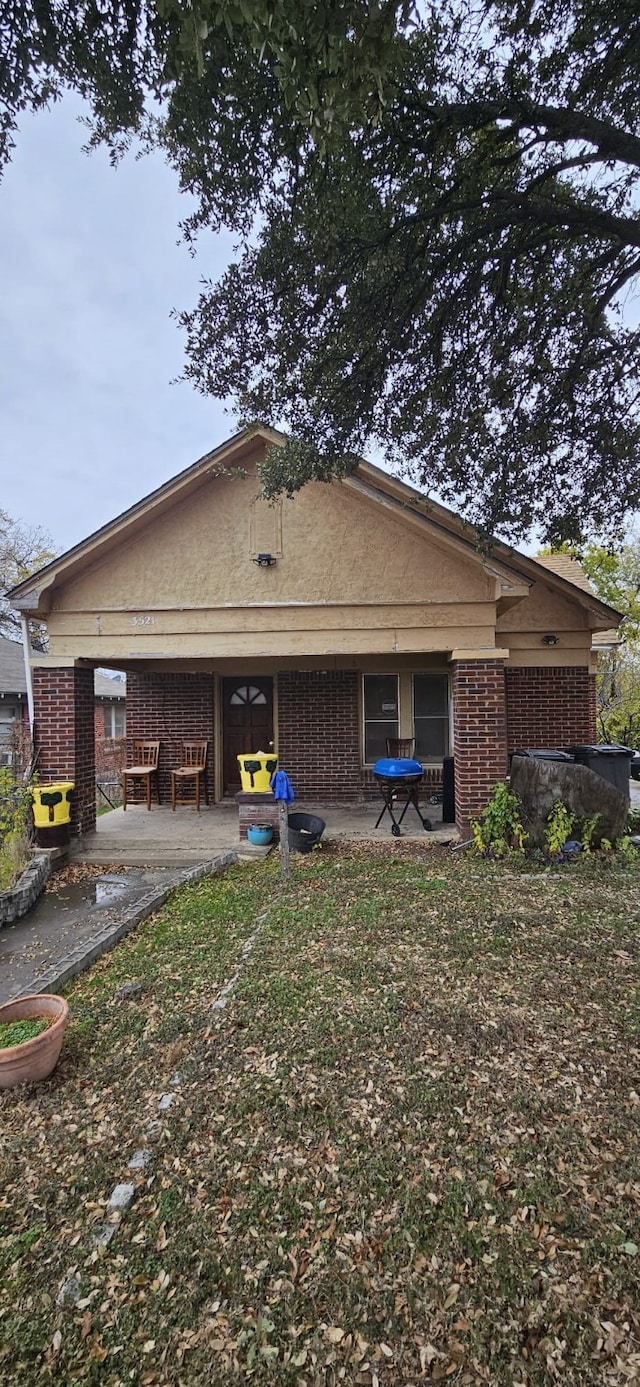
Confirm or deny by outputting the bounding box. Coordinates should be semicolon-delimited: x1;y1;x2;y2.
71;799;458;865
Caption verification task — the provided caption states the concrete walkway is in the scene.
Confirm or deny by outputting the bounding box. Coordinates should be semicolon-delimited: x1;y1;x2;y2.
0;856;237;1005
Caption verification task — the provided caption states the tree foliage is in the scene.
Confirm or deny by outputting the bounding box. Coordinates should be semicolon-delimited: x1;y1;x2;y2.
556;529;640;744
3;0;640;542
580;533;640;645
595;647;640;746
0;511;56;649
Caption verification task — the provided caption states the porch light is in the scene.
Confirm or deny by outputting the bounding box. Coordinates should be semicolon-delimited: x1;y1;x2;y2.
253;553;277;567
541;633;560;645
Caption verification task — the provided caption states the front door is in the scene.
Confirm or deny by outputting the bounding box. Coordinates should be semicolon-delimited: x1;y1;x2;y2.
222;676;274;797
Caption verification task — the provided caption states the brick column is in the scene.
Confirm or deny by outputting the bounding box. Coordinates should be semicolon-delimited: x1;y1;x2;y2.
451;656;508;832
33;666;96;836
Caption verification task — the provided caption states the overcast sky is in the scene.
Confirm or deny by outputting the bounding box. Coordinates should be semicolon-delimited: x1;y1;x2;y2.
1;94;235;555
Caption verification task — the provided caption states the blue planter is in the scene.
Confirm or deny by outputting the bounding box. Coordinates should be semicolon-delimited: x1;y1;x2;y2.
247;825;274;846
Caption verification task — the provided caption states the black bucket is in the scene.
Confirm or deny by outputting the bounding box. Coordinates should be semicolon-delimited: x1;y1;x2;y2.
287;812;326;854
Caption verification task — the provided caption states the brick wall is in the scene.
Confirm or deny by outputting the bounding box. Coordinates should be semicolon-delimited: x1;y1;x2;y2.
126;672;214;804
505;666;596;752
277;671;363;801
451;660;508;828
33;666;96;835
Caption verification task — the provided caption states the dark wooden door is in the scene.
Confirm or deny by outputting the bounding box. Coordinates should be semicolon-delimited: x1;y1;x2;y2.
222;677;274;796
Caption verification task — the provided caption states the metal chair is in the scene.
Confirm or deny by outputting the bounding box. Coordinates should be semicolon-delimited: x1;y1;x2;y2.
171;740;209;811
122;740;161;810
386;737;416;759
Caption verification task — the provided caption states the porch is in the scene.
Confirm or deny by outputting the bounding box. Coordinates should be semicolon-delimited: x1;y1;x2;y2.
70;799;455;867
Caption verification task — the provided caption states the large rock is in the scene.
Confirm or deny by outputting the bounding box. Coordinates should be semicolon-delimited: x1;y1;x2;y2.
510;756;628;848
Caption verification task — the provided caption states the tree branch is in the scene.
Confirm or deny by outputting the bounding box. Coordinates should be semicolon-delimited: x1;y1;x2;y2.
411;95;640;170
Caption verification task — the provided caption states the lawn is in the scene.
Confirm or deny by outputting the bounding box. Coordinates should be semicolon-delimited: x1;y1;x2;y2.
0;845;639;1386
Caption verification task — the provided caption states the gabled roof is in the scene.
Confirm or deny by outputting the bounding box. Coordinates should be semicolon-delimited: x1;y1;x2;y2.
535;554;594;594
95;672;127;700
7;425;622;631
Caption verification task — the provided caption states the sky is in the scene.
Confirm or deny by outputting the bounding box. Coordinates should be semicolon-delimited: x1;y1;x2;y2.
1;94;236;555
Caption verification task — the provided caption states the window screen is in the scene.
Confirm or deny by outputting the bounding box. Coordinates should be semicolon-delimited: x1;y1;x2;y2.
363;674;399;762
413;674;449;759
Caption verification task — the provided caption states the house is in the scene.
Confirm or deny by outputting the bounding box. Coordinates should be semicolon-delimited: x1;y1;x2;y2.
0;634;125;770
7;426;621;834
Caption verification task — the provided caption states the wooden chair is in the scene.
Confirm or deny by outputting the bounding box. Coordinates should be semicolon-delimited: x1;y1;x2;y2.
122;740;161;810
171;741;209;811
386;737;416;759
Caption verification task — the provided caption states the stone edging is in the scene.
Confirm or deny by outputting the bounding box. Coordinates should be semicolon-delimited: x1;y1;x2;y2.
0;850;53;928
13;852;238;998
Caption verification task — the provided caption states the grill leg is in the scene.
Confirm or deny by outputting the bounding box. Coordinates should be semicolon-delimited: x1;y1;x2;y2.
375;787;406;836
406;785;432;831
375;780;433;835
374;787;394;829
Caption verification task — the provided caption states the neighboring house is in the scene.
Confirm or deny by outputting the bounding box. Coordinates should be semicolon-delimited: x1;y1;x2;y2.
7;426;621;834
0;635;27;766
0;634;125;770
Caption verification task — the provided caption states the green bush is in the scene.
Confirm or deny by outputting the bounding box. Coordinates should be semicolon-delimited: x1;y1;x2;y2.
0;768;34;891
471;783;527;857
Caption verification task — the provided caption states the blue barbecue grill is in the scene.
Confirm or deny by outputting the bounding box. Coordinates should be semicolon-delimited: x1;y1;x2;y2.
373;757;433;837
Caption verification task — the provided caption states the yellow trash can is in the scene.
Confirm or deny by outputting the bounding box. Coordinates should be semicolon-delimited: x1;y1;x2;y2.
237;753;278;793
32;783;75;827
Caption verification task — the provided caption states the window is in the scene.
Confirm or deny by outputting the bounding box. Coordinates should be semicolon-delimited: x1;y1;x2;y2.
103;701;126;739
230;684;267;706
363;674;399;763
0;701;20;767
362;672;450;763
413;674;449;759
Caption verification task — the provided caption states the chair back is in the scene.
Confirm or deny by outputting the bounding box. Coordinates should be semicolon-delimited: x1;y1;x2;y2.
386;737;416;759
132;740;160;768
181;740;208;770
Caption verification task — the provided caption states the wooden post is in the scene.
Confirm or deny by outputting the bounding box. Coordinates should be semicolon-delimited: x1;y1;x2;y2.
277;799;290;880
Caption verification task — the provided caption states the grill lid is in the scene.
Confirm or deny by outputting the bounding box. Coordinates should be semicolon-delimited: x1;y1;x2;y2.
373;757;423;778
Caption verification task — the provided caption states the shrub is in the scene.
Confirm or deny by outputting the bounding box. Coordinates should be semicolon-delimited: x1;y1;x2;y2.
471;783;527;857
545;800;576;859
0;768;34;892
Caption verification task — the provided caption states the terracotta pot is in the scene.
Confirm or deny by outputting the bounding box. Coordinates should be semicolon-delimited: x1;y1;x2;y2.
0;994;70;1090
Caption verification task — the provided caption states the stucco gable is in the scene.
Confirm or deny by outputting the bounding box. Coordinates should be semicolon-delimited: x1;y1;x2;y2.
55;459;495;614
497;577;593;632
8;425;620;635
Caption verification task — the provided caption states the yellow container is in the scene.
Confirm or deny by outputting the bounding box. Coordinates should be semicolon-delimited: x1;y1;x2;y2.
237;753;278;793
32;783;75;827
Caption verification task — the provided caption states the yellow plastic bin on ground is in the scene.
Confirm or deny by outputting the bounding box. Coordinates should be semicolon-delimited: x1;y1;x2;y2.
237;753;278;793
32;783;75;847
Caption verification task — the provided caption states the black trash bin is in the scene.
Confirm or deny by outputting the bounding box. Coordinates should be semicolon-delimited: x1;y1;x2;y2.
442;756;456;823
567;745;633;796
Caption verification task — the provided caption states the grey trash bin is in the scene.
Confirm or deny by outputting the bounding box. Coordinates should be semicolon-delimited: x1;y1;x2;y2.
567;745;633;797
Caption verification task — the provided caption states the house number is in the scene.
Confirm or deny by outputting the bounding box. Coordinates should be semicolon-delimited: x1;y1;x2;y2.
131;614;156;626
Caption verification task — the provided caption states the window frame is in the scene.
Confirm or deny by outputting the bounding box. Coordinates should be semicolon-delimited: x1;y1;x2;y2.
362;673;400;765
103;700;126;739
361;670;450;766
412;672;450;762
